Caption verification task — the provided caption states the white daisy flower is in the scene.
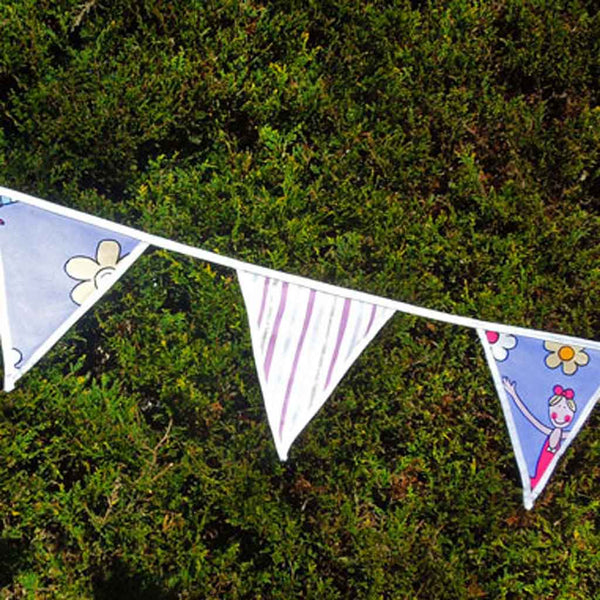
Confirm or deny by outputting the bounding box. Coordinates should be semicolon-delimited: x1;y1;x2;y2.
65;240;124;305
485;331;517;362
544;341;589;376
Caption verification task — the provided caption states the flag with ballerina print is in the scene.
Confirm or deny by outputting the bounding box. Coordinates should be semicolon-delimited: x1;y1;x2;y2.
478;328;600;509
237;270;395;460
0;194;148;391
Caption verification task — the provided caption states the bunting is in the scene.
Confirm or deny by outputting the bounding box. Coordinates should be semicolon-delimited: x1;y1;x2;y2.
1;185;599;508
237;270;395;459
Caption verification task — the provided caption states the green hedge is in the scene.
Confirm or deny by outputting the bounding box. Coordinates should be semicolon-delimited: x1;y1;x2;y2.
1;1;599;597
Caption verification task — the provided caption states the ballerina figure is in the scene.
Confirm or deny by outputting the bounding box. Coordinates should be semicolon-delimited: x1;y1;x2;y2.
502;377;576;490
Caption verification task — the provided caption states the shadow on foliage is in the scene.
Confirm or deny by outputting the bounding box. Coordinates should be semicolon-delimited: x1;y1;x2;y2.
92;559;178;600
0;537;28;587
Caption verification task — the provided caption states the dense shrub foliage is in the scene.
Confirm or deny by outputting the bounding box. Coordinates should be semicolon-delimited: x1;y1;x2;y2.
0;1;599;597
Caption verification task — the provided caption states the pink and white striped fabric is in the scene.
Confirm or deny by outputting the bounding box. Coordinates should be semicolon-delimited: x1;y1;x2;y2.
237;270;395;459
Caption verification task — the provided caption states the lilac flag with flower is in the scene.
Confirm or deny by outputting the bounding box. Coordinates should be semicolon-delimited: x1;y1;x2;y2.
478;329;600;509
0;195;148;391
237;270;395;460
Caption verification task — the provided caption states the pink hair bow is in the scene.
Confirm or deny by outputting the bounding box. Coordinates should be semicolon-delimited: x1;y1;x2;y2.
553;384;574;400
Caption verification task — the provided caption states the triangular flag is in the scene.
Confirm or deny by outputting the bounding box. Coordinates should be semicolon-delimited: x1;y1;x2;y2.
0;194;148;391
237;270;395;459
478;328;600;509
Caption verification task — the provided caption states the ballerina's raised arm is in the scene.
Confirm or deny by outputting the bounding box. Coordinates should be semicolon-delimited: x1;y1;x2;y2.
502;377;552;436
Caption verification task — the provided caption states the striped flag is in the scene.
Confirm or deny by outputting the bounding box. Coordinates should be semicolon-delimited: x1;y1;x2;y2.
237;270;395;459
0;195;148;391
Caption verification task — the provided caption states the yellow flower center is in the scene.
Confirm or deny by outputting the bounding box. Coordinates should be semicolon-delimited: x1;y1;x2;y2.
558;346;575;362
